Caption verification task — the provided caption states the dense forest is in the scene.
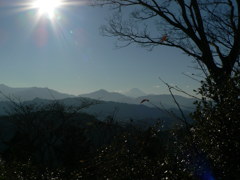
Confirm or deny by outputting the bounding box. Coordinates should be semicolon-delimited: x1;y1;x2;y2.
0;72;239;179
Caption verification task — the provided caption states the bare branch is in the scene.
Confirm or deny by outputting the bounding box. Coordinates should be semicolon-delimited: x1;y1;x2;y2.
94;0;240;82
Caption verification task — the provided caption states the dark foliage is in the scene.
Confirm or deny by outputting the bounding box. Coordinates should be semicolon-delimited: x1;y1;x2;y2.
191;71;240;179
0;74;240;179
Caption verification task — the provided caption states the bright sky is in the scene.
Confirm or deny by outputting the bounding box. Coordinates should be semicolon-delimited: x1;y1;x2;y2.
0;0;200;95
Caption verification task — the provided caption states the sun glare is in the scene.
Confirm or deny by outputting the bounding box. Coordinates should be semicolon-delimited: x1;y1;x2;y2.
32;0;62;19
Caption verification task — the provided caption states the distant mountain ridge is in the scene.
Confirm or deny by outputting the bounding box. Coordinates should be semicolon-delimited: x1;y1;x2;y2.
0;84;196;111
0;84;74;101
79;89;196;111
79;89;135;104
0;97;192;129
0;85;195;128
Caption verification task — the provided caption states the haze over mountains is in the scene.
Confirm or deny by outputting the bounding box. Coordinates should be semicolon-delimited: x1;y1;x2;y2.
0;84;195;109
123;88;147;98
0;84;74;101
0;84;196;128
79;89;134;104
79;89;195;110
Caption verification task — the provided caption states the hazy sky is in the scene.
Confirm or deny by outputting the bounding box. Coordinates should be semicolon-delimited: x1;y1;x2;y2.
0;0;201;95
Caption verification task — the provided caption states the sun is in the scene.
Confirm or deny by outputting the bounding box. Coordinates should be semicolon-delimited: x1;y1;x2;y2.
32;0;62;19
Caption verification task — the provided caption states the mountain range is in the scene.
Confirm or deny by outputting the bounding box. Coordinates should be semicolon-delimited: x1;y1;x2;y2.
0;97;192;129
0;84;196;125
79;89;195;111
0;84;196;110
0;84;74;101
79;89;135;104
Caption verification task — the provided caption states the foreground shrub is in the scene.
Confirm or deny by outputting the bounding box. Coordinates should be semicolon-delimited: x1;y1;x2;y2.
191;72;240;179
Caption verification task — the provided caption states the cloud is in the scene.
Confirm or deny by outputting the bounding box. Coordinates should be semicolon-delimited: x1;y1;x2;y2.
153;85;161;88
113;90;124;93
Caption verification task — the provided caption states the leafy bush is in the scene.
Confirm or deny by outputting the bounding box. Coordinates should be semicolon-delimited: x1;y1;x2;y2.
191;72;240;179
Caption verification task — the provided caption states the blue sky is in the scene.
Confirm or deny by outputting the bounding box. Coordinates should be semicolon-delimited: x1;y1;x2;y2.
0;0;200;95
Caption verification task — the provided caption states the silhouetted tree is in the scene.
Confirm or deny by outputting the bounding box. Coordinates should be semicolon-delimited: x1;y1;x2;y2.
190;70;240;179
94;0;240;84
90;3;240;177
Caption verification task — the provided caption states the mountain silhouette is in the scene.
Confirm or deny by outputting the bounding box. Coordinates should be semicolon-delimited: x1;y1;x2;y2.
79;89;195;111
0;84;74;101
79;89;135;104
0;84;195;112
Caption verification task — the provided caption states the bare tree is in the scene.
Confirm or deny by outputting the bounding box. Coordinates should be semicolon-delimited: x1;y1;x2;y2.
93;0;240;84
